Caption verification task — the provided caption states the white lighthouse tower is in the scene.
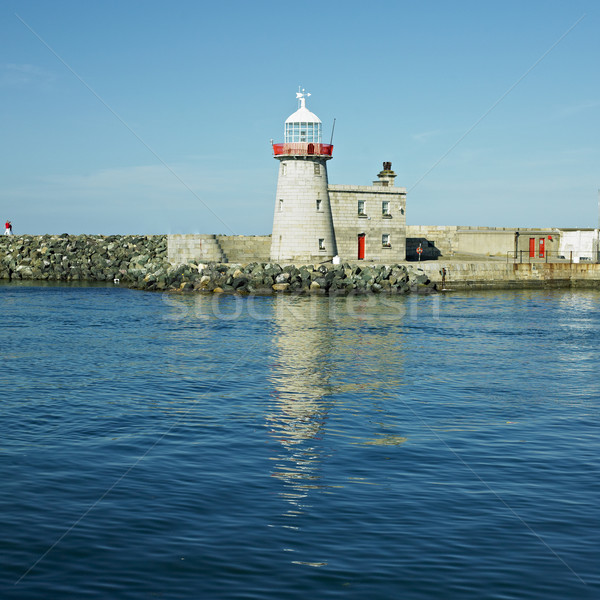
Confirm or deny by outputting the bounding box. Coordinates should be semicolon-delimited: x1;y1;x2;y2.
270;90;337;262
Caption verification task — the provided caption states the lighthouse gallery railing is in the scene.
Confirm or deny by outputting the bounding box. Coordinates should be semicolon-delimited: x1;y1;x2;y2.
272;143;333;157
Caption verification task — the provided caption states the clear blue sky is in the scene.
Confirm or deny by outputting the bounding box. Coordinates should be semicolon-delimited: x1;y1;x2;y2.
1;0;598;235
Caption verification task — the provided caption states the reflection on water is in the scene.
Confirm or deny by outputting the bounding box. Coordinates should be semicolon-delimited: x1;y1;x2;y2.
554;291;600;371
160;292;432;546
267;298;335;532
265;295;414;540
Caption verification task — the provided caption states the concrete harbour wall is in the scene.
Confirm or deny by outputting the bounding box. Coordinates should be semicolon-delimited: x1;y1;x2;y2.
168;234;271;265
413;261;600;290
405;226;563;258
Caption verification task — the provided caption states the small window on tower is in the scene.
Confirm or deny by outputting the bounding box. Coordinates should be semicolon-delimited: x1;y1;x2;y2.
319;238;325;250
316;199;322;211
358;200;366;216
314;163;321;175
382;201;390;216
279;199;283;212
382;234;391;248
281;164;286;175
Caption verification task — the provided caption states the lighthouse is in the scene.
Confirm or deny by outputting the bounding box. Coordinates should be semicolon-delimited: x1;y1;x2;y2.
270;90;337;262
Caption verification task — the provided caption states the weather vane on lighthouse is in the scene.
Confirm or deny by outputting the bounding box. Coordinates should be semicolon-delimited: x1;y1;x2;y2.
296;87;311;108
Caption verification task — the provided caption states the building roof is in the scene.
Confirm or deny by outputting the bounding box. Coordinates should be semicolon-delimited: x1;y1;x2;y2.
285;105;321;124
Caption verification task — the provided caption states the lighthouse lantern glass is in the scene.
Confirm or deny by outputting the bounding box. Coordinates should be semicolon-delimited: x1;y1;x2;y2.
285;121;322;143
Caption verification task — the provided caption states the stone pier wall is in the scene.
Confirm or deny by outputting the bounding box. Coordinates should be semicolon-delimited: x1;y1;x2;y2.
405;225;564;259
167;234;271;265
3;234;600;293
412;261;600;290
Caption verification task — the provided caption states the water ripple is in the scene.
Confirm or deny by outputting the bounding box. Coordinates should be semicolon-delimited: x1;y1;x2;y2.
0;285;598;599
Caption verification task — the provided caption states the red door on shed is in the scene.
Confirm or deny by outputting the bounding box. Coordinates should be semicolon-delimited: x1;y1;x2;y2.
529;238;535;258
358;234;366;260
539;238;545;258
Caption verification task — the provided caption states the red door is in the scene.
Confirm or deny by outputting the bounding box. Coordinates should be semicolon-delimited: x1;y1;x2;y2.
358;234;365;260
529;238;535;258
539;238;545;258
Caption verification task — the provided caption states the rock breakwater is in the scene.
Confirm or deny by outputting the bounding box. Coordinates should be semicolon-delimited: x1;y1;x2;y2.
0;234;169;287
0;235;436;294
182;262;435;295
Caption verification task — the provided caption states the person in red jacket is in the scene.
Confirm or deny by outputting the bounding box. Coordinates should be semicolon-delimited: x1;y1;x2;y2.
4;220;12;235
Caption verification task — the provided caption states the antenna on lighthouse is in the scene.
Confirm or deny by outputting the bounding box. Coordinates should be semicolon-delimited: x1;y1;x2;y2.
329;118;336;145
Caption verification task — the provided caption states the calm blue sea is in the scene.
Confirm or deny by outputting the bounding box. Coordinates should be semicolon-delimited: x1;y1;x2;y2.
0;282;598;599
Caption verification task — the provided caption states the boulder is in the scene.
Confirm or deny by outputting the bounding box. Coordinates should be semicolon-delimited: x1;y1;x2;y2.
275;272;291;283
232;276;249;290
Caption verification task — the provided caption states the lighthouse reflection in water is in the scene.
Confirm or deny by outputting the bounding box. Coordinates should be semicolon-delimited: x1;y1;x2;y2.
266;295;407;536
